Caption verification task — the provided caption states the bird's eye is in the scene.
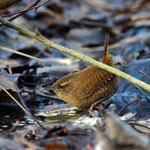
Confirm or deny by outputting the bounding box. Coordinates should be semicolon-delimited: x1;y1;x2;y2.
59;85;64;89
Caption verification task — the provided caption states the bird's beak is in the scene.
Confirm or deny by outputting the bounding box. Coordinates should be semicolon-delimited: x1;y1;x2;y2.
44;87;54;93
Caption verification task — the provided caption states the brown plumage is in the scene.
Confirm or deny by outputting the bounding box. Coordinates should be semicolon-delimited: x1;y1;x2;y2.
48;35;120;109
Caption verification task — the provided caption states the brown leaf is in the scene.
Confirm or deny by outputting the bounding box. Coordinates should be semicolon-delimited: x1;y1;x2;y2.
46;142;68;150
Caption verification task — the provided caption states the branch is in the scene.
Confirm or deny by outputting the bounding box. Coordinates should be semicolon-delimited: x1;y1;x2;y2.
0;18;150;92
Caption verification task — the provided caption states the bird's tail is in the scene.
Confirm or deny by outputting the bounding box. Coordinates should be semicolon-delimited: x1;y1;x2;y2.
102;34;116;67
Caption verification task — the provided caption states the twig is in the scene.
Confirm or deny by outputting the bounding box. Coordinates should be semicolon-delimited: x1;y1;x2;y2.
23;89;63;101
0;84;30;118
134;84;150;101
128;122;150;131
0;0;51;26
0;84;46;129
7;65;45;129
82;33;150;52
108;34;150;49
0;18;150;92
139;70;150;79
1;0;41;18
0;46;44;62
118;98;140;115
7;120;20;132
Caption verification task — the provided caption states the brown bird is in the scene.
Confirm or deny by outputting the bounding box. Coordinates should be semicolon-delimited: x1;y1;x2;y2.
47;35;119;110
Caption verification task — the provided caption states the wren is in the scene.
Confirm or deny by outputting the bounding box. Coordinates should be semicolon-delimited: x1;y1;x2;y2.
48;35;119;109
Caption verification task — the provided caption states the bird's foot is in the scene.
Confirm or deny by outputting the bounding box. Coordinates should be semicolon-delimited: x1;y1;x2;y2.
88;100;112;117
88;101;105;117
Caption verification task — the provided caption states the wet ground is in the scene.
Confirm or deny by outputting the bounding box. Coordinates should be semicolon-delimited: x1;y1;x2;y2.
0;0;150;149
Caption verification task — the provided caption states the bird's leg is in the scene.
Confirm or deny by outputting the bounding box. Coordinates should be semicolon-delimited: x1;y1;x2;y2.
94;100;112;117
89;97;107;113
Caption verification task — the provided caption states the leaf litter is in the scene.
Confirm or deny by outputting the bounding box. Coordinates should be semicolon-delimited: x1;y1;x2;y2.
0;0;150;149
